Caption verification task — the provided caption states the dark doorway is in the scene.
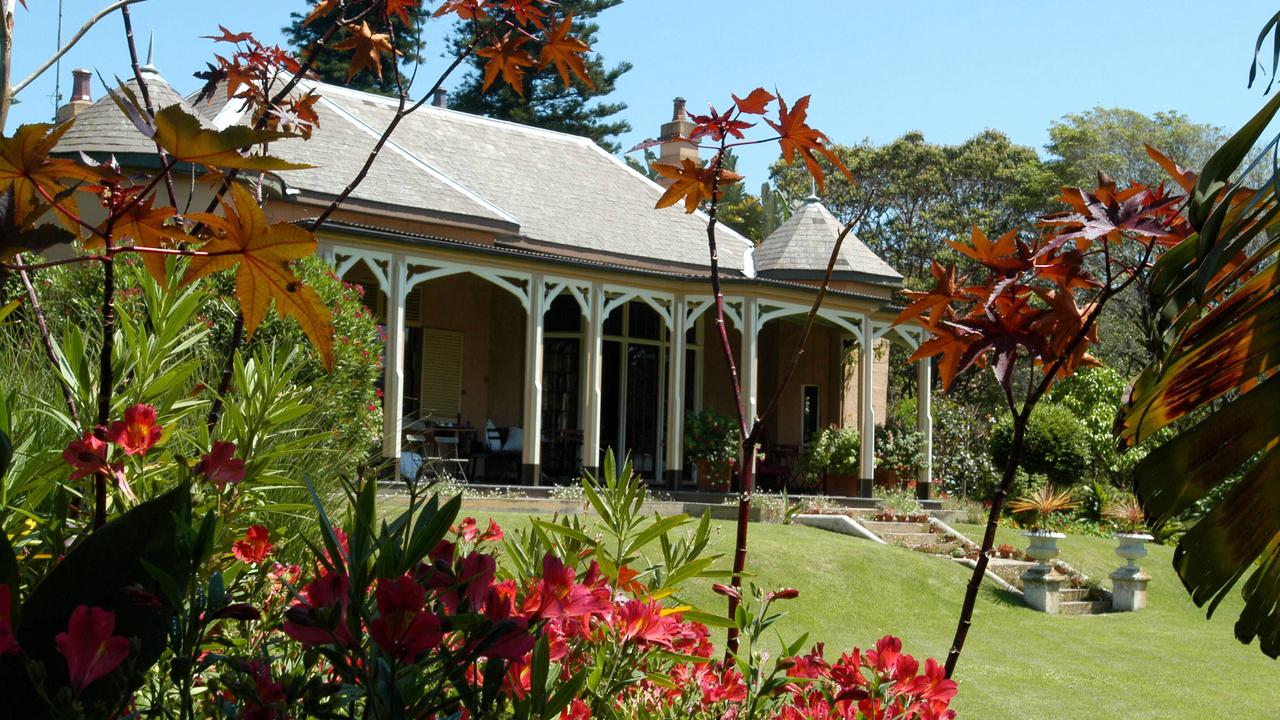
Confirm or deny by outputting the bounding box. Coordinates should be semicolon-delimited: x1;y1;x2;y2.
541;337;582;480
625;343;661;476
601;340;621;466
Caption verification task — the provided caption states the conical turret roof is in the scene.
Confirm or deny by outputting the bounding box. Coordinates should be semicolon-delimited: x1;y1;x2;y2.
754;195;902;286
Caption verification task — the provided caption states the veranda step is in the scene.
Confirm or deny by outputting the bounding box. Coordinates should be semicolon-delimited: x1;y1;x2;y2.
881;532;939;546
860;520;932;536
1059;600;1112;616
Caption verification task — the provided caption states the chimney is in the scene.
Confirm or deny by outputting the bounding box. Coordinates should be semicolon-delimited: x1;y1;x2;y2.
55;69;93;123
432;88;448;108
656;97;698;186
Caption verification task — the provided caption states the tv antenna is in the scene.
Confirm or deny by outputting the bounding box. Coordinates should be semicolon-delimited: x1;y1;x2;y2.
52;0;65;119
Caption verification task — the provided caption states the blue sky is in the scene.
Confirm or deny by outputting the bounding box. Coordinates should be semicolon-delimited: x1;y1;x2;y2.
7;1;1280;184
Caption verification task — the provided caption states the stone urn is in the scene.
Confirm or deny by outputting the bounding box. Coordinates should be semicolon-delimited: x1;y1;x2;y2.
1114;533;1153;569
1023;530;1065;568
1020;531;1067;614
1111;533;1154;612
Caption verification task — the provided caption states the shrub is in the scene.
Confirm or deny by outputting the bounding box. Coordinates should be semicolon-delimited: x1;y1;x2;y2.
932;395;999;498
683;409;740;466
875;416;924;477
989;402;1092;487
203;255;383;479
1008;486;1079;531
806;425;860;479
875;486;924;516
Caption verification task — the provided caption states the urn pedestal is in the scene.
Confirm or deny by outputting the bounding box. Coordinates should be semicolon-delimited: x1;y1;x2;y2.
1021;531;1067;614
1110;533;1153;611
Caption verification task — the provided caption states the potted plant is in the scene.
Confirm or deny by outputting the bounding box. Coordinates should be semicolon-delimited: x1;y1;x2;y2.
873;419;923;489
1008;486;1078;567
684;410;739;492
807;426;861;497
1105;495;1154;569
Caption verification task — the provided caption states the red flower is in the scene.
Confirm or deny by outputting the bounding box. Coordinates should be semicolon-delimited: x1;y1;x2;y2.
368;575;442;663
560;698;591;720
0;584;20;656
614;564;646;596
232;525;273;564
481;519;504;542
615;599;677;649
200;441;245;489
909;658;958;704
62;431;123;483
240;659;287;720
454;517;479;542
867;635;903;677
282;571;356;648
698;665;747;705
55;605;130;691
105;404;162;456
459;552;497;610
532;554;611;626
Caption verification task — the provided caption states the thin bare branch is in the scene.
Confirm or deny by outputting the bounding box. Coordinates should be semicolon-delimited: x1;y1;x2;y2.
13;254;81;425
11;0;148;96
308;44;477;231
119;3;178;207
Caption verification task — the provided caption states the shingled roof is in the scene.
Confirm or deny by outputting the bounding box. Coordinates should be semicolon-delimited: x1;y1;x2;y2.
53;66;905;282
190;79;756;273
754;196;903;286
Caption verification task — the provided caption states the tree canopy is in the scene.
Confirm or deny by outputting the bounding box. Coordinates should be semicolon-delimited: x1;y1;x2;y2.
1046;106;1226;188
771;129;1058;288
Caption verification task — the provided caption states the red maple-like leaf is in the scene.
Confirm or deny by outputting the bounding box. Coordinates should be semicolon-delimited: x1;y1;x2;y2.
732;88;775;115
1040;177;1181;253
947;227;1032;275
477;34;535;96
385;0;420;26
651;159;742;214
896;261;973;329
688;104;754;143
204;25;254;44
538;15;592;89
331;21;397;81
434;0;488;20
764;94;851;192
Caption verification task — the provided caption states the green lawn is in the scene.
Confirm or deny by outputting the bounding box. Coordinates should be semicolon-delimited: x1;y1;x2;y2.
405;502;1279;718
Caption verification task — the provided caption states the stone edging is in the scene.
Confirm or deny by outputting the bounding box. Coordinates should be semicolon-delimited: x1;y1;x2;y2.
794;514;887;544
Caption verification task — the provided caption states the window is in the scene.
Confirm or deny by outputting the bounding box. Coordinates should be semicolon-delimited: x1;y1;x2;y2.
421;328;463;422
545;294;582;333
628;302;661;340
801;385;820;445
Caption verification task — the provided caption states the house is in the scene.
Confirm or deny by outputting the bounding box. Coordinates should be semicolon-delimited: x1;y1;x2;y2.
52;59;934;495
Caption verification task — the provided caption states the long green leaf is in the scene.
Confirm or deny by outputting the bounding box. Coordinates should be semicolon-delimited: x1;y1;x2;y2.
1191;90;1280;228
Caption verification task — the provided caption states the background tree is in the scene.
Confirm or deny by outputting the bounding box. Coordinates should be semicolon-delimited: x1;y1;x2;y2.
283;0;429;95
445;0;632;150
1046;106;1226;188
1047;108;1230;375
715;150;767;242
772;130;1058;289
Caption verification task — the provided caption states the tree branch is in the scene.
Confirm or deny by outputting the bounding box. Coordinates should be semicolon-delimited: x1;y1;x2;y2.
11;0;148;96
119;3;178;208
13;254;81;426
308;44;477;231
943;237;1158;678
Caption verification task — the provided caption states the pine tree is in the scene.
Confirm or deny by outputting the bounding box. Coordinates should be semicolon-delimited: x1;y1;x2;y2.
282;2;429;95
446;1;631;152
